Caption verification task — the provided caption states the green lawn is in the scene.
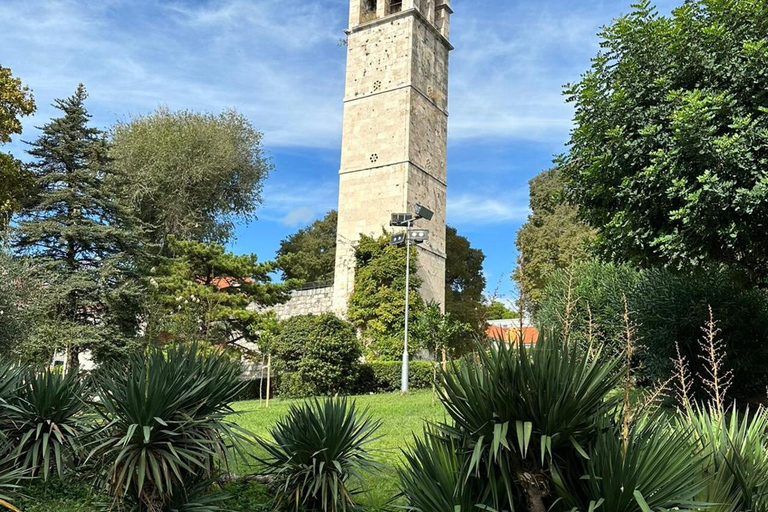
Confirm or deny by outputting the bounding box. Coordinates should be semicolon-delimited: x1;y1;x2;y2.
230;390;446;510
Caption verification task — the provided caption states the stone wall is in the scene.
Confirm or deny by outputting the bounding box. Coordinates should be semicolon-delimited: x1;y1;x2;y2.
271;286;334;320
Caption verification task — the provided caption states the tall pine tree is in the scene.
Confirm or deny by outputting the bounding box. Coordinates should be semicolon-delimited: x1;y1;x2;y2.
14;84;143;367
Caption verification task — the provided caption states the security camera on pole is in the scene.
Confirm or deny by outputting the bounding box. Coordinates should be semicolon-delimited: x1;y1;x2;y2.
390;203;434;394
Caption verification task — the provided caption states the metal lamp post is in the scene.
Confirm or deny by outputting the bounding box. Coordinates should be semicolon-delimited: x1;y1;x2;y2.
390;204;433;394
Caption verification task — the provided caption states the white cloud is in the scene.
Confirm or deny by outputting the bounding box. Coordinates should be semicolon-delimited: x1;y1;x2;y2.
259;180;338;227
447;191;530;225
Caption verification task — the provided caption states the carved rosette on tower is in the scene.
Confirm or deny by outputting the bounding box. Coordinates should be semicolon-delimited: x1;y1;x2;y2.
332;0;453;316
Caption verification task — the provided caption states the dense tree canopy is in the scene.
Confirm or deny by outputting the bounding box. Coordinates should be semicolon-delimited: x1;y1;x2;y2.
13;85;143;366
514;168;595;307
111;108;272;246
562;0;768;284
347;233;423;361
444;225;487;342
0;66;35;227
149;237;292;348
277;210;337;283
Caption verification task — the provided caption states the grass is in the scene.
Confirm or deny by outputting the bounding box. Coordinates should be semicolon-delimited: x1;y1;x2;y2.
230;390;446;510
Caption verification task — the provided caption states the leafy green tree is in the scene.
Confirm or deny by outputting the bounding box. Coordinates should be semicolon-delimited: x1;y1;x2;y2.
13;84;143;367
412;302;471;362
0;66;36;228
562;0;768;284
444;226;487;347
150;237;293;348
514;167;595;308
111;107;272;245
485;300;519;320
277;210;337;283
347;233;423;361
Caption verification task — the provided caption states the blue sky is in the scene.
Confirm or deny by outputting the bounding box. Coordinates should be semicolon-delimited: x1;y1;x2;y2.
0;0;678;303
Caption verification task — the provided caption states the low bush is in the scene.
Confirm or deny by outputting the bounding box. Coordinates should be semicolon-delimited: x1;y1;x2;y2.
355;361;434;394
254;397;381;512
273;314;361;397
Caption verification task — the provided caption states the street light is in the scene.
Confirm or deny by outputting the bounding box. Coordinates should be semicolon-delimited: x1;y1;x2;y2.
390;203;433;393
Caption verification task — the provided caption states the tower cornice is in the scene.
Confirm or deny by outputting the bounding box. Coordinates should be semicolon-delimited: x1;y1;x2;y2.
347;8;454;51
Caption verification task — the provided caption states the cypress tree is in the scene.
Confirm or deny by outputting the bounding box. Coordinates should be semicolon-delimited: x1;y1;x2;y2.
14;84;143;367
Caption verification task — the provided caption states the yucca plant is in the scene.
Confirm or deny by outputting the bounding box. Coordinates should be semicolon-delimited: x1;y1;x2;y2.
436;336;623;512
0;443;24;512
682;405;768;512
0;367;88;480
88;343;248;512
398;428;491;512
255;397;382;512
555;414;710;512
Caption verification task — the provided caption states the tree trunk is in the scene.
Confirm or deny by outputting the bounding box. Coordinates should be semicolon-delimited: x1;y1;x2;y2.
517;471;548;512
67;344;80;371
265;353;272;408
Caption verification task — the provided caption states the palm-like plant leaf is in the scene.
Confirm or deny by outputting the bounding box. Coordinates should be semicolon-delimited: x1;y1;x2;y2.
435;336;623;510
88;344;248;512
0;367;88;480
255;397;382;512
557;414;710;512
683;404;768;512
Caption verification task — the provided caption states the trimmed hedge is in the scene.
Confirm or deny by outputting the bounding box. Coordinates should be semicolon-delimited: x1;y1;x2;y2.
355;361;434;393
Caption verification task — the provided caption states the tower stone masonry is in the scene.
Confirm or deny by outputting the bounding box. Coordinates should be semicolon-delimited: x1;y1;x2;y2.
332;0;453;316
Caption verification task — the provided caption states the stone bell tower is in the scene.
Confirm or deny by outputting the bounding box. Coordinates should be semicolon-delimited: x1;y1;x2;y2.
332;0;453;316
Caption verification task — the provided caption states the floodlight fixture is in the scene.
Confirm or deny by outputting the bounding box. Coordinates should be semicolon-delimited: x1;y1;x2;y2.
413;203;434;221
390;213;413;227
407;229;429;243
390;232;406;245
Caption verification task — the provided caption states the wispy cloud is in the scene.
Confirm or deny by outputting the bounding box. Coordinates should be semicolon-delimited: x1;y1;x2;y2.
259;180;338;227
447;190;530;225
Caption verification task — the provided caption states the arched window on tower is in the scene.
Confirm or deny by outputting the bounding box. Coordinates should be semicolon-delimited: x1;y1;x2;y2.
388;0;402;13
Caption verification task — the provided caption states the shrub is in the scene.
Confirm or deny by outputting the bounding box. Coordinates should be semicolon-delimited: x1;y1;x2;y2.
355;361;433;393
632;268;768;396
255;397;381;512
273;314;361;396
278;372;313;399
0;367;88;481
88;343;247;512
432;337;624;511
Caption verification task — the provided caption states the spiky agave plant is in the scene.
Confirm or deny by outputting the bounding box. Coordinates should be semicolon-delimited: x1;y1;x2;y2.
556;413;710;512
435;336;623;512
88;344;248;512
398;427;491;512
683;405;768;512
0;366;88;480
255;397;382;512
0;443;24;512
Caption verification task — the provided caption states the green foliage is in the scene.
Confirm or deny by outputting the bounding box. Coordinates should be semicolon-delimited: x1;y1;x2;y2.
272;314;362;397
411;302;472;359
12;84;144;367
254;397;382;512
277;210;338;283
0;253;48;361
485;300;519;320
0;367;88;481
347;234;423;361
444;226;487;345
111;107;272;245
355;361;434;394
88;344;247;512
562;0;768;284
535;260;640;354
398;428;486;512
0;65;35;229
538;261;768;397
149;237;292;348
428;338;623;511
558;416;708;512
514;167;595;308
681;405;768;512
632;267;768;396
